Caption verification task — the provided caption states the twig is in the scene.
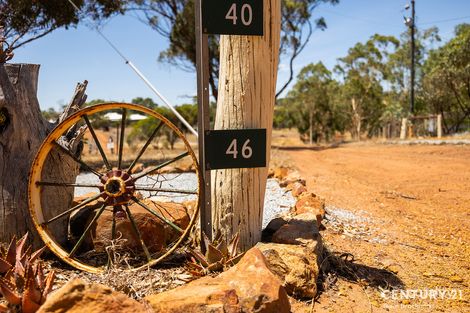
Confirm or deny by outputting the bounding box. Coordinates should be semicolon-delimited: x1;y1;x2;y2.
380;190;417;200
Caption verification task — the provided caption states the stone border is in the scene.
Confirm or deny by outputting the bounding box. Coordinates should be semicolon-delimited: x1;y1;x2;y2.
39;167;326;312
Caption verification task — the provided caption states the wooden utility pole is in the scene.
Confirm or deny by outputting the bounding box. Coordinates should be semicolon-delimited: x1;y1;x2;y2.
211;0;281;250
410;0;416;115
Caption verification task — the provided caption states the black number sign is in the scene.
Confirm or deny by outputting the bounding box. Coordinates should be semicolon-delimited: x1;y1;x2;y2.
205;129;266;169
202;0;263;36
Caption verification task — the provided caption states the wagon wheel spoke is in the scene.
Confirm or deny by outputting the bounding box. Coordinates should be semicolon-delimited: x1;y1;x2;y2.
83;114;111;170
118;109;127;169
134;186;197;195
132;151;190;181
69;203;107;257
53;141;101;176
131;196;183;233
127;121;164;173
36;181;101;188
124;205;152;262
42;193;103;225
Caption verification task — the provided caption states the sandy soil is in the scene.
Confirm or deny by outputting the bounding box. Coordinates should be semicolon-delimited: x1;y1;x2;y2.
275;141;469;312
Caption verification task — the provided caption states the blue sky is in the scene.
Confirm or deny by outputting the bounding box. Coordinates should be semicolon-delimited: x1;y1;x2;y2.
13;0;470;110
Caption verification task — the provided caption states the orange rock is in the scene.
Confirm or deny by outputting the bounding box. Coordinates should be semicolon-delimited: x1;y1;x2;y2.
145;248;290;313
175;162;195;173
158;166;176;174
262;216;290;242
256;242;320;298
290;182;308;197
93;200;190;253
294;193;326;226
37;279;147;313
272;213;322;248
267;167;275;178
273;167;289;180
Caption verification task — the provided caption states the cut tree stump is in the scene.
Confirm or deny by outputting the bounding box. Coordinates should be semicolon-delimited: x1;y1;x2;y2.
211;0;281;250
0;63;87;248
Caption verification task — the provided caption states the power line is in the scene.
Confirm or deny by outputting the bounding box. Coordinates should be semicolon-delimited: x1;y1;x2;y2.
319;8;402;28
318;8;469;28
418;15;470;26
65;0;198;137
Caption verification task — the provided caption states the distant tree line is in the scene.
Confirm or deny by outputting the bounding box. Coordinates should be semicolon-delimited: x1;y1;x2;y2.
42;24;469;145
275;24;470;143
41;97;199;149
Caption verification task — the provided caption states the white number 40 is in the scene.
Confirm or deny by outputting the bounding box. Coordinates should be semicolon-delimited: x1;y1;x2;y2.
225;3;253;26
226;139;253;159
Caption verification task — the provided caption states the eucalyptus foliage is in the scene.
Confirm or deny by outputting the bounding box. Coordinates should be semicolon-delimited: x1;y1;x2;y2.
130;0;339;100
0;0;123;57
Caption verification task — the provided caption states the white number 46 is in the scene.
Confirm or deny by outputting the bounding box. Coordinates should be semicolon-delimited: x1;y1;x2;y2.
226;139;253;159
225;3;253;26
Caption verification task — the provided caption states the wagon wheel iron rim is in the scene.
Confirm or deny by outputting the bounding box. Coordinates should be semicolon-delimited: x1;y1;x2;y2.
28;102;202;273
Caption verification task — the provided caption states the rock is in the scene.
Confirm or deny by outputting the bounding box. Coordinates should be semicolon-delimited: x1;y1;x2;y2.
175;162;195;173
93;200;190;253
294;193;325;226
130;163;145;174
267;167;275;178
279;171;305;187
272;213;322;250
37;279;148;313
261;216;290;242
158;166;176;174
256;242;320;298
290;182;308;197
273;167;289;180
145;248;290;313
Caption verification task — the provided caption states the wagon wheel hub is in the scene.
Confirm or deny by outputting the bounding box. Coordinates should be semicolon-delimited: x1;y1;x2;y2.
100;170;135;205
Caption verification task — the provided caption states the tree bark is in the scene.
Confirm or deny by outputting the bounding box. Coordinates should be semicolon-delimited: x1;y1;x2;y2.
351;98;361;141
309;110;313;145
211;0;281;250
0;63;87;248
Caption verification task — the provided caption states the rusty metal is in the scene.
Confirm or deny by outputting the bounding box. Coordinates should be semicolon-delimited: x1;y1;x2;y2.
28;102;202;273
100;170;134;205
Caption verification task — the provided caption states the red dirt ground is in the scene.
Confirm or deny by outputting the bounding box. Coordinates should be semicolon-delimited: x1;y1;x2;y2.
276;142;469;313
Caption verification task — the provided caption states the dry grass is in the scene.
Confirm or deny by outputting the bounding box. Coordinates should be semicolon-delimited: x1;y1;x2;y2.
43;239;195;300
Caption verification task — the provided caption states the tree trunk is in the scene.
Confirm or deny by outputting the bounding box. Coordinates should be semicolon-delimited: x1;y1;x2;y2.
0;63;87;248
309;110;313;145
351;98;361;140
211;0;281;250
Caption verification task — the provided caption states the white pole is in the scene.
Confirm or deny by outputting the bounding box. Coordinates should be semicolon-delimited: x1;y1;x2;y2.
66;0;198;137
126;61;198;137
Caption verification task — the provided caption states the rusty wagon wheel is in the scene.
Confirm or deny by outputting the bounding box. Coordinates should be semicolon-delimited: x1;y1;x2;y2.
29;102;201;273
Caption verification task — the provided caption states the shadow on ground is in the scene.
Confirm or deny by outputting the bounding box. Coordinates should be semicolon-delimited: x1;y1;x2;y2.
318;248;404;295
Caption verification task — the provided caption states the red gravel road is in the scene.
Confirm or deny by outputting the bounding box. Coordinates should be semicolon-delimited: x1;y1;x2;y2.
280;143;469;313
